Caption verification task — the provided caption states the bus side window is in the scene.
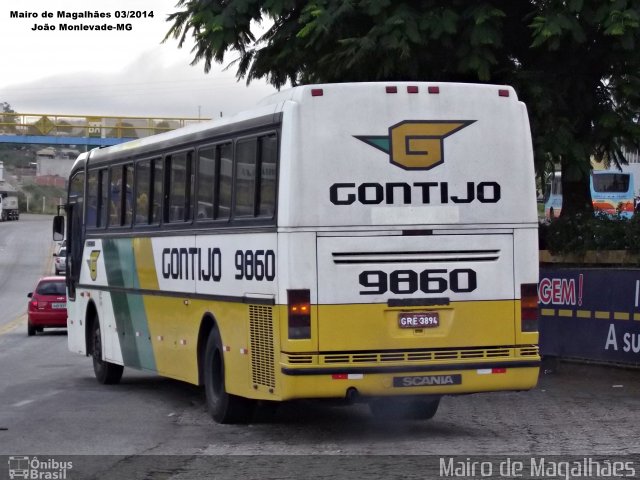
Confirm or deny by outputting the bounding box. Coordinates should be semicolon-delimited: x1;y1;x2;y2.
109;166;123;227
135;160;151;225
151;159;163;224
166;152;194;223
218;143;232;220
87;170;99;228
197;147;216;221
123;164;133;227
234;139;257;217
258;134;277;218
98;169;108;228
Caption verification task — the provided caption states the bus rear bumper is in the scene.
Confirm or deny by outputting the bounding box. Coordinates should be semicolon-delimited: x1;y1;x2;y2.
277;360;540;401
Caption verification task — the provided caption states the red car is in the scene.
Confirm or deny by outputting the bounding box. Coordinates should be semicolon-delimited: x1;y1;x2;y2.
27;276;68;336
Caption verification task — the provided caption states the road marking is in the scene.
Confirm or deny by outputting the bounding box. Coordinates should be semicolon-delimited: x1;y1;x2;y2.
12;390;62;408
0;314;26;336
0;243;58;338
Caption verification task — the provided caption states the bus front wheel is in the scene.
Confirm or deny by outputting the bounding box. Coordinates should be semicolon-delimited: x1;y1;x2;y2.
204;327;255;424
91;316;123;385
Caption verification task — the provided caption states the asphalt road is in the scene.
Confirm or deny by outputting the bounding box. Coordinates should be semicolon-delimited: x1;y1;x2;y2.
0;215;639;479
0;214;53;332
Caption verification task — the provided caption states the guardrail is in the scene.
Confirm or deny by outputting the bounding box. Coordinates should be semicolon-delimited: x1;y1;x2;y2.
0;113;209;140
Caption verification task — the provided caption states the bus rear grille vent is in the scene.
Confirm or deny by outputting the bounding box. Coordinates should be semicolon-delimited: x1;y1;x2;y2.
249;305;275;389
519;346;539;357
332;250;500;265
380;353;405;362
285;354;314;364
487;349;510;357
434;351;458;360
460;350;485;359
352;354;378;363
325;355;350;363
322;347;512;364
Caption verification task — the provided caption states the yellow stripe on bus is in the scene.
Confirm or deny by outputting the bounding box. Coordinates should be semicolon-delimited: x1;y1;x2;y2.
133;237;159;290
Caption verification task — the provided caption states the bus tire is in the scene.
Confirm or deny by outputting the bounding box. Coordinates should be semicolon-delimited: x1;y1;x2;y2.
204;327;255;424
369;397;440;420
91;316;123;385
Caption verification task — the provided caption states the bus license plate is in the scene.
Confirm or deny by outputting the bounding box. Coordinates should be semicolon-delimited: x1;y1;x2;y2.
52;303;66;309
398;312;439;329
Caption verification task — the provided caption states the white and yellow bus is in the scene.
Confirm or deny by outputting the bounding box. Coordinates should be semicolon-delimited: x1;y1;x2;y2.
53;82;540;423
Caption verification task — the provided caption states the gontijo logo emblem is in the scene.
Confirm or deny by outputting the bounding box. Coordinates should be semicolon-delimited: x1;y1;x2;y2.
355;120;475;170
87;250;100;281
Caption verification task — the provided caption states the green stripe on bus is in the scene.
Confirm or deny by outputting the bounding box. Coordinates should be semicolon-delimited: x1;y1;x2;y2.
103;239;156;371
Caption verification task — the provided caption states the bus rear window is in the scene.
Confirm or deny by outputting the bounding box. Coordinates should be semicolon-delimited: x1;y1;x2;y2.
592;174;630;193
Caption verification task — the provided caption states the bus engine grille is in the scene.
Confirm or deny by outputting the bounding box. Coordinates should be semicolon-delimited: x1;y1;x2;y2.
322;346;514;364
249;305;276;389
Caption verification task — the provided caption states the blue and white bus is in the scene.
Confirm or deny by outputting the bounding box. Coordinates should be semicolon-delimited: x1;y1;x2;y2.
544;170;635;219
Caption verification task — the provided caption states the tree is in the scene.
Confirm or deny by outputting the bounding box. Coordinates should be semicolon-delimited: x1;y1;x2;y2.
0;102;18;134
107;121;138;139
165;0;640;216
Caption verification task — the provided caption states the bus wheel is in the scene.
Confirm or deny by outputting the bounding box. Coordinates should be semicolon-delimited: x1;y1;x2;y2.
369;397;440;420
204;327;255;424
91;316;123;385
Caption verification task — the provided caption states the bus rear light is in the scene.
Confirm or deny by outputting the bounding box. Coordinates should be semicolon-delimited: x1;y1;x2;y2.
499;89;510;97
386;86;397;93
332;373;364;380
311;89;324;97
407;86;418;93
520;283;539;332
477;368;507;374
428;86;440;94
288;289;311;339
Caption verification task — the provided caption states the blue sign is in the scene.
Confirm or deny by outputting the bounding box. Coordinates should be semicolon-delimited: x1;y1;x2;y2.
540;268;640;366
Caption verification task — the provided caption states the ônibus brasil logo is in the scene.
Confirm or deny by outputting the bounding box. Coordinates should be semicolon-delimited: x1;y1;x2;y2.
354;120;475;170
8;456;73;479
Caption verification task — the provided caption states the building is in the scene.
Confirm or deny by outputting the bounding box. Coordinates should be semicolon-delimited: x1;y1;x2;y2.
34;147;80;186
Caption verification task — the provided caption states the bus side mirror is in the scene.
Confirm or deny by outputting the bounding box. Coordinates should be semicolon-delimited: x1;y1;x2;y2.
53;215;65;241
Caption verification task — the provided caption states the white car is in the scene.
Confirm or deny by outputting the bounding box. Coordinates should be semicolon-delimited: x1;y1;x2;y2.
54;247;67;275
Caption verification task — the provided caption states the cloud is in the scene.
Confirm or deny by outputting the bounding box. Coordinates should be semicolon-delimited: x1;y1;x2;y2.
0;47;278;119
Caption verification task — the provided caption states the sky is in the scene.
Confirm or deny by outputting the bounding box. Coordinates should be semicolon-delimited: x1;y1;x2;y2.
0;0;278;119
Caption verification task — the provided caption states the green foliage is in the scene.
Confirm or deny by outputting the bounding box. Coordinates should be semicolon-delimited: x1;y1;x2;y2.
0;101;18;134
0;144;35;169
542;213;640;255
20;184;66;214
164;0;640;219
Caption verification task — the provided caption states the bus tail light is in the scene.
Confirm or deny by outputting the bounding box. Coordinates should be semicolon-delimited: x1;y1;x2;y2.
520;283;539;332
288;289;311;339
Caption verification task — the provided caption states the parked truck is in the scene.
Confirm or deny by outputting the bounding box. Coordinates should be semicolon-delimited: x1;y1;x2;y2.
0;193;19;221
